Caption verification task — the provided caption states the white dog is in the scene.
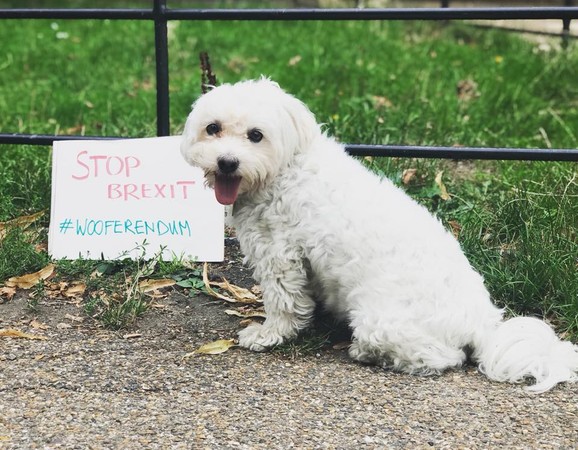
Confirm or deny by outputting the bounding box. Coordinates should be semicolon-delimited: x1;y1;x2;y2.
181;78;578;392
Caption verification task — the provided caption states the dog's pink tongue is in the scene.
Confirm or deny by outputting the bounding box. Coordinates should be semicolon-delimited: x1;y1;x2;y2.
214;175;242;205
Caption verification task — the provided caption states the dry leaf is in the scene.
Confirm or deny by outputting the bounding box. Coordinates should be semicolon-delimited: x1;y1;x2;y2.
180;259;199;270
251;285;262;296
123;333;142;339
434;171;451;201
187;338;237;356
64;313;84;323
63;282;86;298
45;281;86;300
0;211;44;242
29;319;49;330
146;291;169;300
402;168;418;185
202;263;239;303
6;264;55;289
239;319;256;328
90;268;104;279
225;309;267;319
332;341;351;350
48;281;68;292
203;263;261;304
57;323;72;330
0;286;16;301
138;278;176;293
133;79;154;91
457;78;479;102
288;55;302;66
227;56;258;74
372;95;393;109
211;278;260;304
0;328;47;340
65;124;85;134
448;220;462;239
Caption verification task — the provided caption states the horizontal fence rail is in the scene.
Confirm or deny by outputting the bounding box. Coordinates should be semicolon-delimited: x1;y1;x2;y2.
1;1;577;161
2;6;578;21
1;132;577;161
346;144;578;162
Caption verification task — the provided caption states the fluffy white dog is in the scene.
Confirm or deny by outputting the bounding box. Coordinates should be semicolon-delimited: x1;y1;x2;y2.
181;78;578;392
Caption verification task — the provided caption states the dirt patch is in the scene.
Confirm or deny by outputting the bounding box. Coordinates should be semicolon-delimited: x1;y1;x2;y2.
0;237;349;354
0;240;242;342
135;237;255;342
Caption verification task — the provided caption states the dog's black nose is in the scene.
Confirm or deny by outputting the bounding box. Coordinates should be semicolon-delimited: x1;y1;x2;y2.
217;157;240;174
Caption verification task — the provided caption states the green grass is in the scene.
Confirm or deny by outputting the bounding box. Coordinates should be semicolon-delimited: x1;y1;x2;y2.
170;20;578;148
52;249;188;329
0;16;576;335
0;228;50;282
457;162;578;336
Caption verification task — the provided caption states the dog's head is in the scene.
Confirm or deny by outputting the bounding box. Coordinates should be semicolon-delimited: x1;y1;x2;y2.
180;78;320;205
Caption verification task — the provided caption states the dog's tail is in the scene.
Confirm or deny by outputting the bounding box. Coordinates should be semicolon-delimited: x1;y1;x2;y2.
473;316;578;392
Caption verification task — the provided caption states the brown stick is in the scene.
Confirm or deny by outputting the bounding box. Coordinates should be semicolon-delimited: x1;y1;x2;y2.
200;52;218;94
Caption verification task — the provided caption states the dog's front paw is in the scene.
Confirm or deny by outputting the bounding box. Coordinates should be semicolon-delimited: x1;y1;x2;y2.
238;322;286;352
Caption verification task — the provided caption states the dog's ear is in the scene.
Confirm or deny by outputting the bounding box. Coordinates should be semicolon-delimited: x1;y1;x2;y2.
281;94;320;153
180;93;208;158
181;103;200;144
254;78;320;153
180;111;198;164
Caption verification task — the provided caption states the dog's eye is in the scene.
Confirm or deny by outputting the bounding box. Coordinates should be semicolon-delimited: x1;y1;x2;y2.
247;129;263;143
206;123;221;136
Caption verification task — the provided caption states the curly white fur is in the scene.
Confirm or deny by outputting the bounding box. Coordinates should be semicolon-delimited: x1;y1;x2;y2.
181;78;578;392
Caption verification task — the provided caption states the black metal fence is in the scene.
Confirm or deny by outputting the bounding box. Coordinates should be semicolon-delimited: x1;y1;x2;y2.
1;0;577;161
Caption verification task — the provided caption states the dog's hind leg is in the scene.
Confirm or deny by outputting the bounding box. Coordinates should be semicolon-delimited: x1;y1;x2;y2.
348;315;467;375
238;256;316;352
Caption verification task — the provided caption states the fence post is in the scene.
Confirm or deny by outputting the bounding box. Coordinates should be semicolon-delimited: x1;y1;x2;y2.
154;0;170;136
563;0;573;38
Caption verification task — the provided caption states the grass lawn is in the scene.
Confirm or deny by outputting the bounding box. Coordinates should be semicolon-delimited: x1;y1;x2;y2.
0;15;577;335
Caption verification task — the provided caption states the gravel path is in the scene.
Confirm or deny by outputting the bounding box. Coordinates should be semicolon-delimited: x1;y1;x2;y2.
1;289;578;450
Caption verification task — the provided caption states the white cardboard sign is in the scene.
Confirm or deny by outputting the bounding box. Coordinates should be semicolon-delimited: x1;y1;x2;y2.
49;136;224;261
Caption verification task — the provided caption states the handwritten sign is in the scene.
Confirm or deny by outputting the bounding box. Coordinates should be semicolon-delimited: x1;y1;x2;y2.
49;136;224;261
